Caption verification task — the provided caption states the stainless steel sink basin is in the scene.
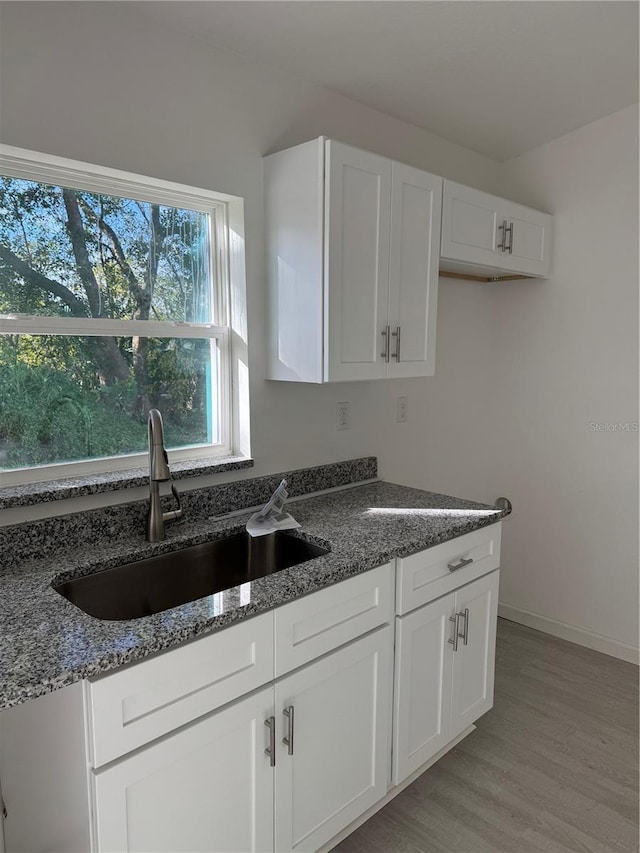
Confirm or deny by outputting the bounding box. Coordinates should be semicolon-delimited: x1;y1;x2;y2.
53;530;329;621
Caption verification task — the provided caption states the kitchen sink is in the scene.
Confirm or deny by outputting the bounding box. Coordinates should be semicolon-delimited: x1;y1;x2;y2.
53;530;329;621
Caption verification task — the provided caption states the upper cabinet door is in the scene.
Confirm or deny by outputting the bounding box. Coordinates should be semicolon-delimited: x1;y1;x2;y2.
387;163;442;378
501;200;551;278
324;140;391;382
441;181;502;268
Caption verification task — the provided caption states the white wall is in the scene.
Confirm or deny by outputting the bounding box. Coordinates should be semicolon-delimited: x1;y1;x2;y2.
491;105;639;661
0;1;500;526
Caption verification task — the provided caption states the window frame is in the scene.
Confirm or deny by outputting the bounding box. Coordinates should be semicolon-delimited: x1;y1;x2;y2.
0;144;242;486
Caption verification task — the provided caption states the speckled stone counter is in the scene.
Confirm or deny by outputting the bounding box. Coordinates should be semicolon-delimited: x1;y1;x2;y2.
0;480;508;710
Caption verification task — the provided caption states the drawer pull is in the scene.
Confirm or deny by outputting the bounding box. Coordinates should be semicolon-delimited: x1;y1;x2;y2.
448;613;460;652
282;705;295;756
448;556;473;572
264;716;276;766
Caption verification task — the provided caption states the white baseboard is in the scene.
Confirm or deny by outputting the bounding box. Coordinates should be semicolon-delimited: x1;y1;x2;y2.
498;603;639;665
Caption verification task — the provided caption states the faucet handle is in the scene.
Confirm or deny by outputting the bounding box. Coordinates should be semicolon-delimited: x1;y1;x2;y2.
163;483;184;525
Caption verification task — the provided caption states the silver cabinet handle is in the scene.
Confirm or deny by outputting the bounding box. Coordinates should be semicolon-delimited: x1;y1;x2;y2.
282;705;294;756
391;326;401;361
458;608;470;645
506;221;514;254
448;613;460;652
381;325;390;362
448;556;473;572
497;219;508;251
264;716;276;766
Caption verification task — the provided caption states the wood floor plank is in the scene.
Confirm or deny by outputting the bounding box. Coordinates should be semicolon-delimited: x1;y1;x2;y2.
333;618;639;853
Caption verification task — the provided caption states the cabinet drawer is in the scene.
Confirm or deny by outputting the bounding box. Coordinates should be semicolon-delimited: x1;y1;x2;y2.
396;523;501;615
88;611;274;767
275;562;394;677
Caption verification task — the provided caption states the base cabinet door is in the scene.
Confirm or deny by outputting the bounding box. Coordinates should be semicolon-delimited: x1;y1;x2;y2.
274;626;392;853
450;570;499;739
92;686;274;853
392;593;455;784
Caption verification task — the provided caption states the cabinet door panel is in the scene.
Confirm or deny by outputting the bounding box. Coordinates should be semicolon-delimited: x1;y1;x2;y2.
275;626;392;852
325;140;391;381
441;181;501;267
502;201;551;277
450;570;499;739
392;594;455;785
93;687;274;853
388;163;441;378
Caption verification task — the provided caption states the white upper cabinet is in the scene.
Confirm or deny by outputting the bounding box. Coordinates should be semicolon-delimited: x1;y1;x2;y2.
441;180;552;280
265;138;442;382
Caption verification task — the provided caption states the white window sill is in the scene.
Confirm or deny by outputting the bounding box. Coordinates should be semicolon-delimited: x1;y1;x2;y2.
0;456;254;510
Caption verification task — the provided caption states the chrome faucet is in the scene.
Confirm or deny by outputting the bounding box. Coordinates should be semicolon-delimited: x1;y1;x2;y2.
146;409;183;542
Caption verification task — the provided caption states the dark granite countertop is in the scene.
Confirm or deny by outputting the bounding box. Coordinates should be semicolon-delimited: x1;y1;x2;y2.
0;481;507;710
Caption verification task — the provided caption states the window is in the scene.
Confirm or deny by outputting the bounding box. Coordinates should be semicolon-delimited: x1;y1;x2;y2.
0;146;240;486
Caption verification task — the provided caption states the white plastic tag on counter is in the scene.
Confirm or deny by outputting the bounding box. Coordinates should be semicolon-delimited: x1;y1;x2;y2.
246;478;301;537
246;510;301;538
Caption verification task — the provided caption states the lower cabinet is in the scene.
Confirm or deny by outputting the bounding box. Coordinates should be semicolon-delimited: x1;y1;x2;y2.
92;625;392;853
0;530;503;853
93;686;275;853
392;569;499;785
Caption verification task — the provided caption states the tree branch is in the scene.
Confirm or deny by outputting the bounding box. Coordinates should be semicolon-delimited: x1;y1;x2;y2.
62;189;103;318
145;204;164;302
0;243;88;316
80;198;151;320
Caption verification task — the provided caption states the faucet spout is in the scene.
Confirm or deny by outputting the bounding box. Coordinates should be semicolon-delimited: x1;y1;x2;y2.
148;409;171;482
146;409;184;542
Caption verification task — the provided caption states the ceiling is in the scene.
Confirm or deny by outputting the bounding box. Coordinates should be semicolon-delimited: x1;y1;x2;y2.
136;1;639;162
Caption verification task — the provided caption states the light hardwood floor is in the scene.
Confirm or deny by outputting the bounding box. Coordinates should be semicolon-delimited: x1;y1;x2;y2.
334;618;639;853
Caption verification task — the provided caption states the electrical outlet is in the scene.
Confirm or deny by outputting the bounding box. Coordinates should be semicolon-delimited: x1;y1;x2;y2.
396;396;408;423
337;401;351;430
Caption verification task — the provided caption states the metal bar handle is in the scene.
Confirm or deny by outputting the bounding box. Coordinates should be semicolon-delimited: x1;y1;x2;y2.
448;556;473;572
448;613;460;652
392;326;401;361
282;705;294;756
497;219;508;251
381;325;390;362
458;608;470;645
264;716;276;766
506;221;514;254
